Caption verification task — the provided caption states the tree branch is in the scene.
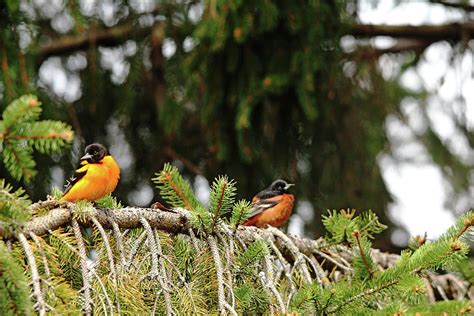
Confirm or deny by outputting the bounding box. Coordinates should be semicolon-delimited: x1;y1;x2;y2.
348;40;431;59
350;22;474;42
38;21;156;59
1;204;470;304
430;0;474;12
35;15;474;61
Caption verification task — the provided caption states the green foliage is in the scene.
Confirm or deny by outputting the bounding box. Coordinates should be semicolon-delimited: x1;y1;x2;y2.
289;283;321;312
71;200;96;221
0;241;33;315
234;284;270;314
152;163;202;210
209;176;236;229
0;95;74;182
236;239;269;276
229;199;252;229
153;164;251;233
0;179;31;227
46;229;82;290
322;209;387;243
376;300;472;315
50;186;63;200
351;233;376;281
95;194;123;209
283;210;473;315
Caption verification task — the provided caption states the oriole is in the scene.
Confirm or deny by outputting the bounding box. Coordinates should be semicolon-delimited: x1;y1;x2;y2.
61;143;120;202
243;179;295;228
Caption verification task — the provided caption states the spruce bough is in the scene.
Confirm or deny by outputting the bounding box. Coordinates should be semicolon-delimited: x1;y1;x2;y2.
0;166;470;314
0;96;472;314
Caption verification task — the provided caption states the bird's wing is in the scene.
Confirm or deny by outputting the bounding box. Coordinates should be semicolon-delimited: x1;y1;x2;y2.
62;163;89;196
248;196;281;218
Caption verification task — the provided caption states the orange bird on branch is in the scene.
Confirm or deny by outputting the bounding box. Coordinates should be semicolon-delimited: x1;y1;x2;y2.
243;179;295;228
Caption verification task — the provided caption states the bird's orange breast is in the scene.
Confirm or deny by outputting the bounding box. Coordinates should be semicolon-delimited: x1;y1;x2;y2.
244;194;295;228
61;156;120;202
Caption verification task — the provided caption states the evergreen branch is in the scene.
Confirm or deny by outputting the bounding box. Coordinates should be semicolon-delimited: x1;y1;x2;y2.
352;230;373;277
0;240;33;315
209;176;236;232
152;163;198;210
0;95;74;181
3;133;72;140
1;95;41;129
326;280;398;314
2;143;36;181
454;214;473;240
229;199;252;229
163;173;190;209
321;289;336;312
0;179;31;223
215;180;226;217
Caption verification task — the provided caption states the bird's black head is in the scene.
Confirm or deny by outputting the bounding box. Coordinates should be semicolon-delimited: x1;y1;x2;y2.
270;179;294;193
81;143;109;163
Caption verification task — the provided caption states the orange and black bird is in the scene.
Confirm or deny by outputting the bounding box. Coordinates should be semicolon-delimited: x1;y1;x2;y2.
243;179;295;228
61;143;120;202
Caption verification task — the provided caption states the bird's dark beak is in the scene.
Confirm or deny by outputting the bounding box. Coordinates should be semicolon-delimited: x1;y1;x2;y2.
81;153;93;161
284;183;295;190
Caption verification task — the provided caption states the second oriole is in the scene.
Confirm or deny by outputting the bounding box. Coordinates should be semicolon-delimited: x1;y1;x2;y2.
243;179;295;228
61;143;120;202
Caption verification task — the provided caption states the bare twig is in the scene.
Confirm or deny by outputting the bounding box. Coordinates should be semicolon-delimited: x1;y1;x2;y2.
111;219;126;271
29;232;51;279
314;250;352;272
258;272;275;315
127;230;147;270
208;235;237;315
90;267;114;314
71;219;93;315
263;254;286;314
160;254;198;314
266;227;312;283
216;230;235;307
18;233;50;316
139;219;173;316
91;217;117;285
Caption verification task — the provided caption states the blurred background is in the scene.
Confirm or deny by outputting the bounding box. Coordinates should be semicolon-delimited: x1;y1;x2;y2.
0;0;473;252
